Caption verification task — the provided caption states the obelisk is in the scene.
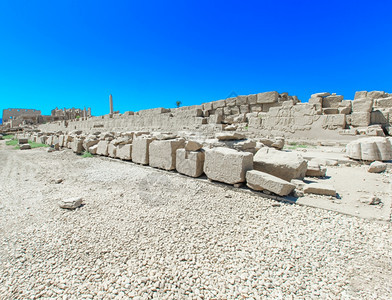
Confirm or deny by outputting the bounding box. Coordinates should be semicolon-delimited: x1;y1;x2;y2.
109;94;113;114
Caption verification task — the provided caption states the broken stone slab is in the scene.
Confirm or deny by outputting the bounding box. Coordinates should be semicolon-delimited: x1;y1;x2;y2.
116;144;132;160
96;140;109;156
71;138;84;154
20;143;31;150
149;139;185;170
253;148;308;182
368;161;387;173
176;149;205;177
132;136;156;165
350;112;371;127
89;145;98;155
215;132;246;141
204;147;253;184
108;143;117;158
185;140;203;151
246;170;295;196
322;95;343;108
58;197;83;209
306;162;327;177
311;92;330;98
303;183;336;197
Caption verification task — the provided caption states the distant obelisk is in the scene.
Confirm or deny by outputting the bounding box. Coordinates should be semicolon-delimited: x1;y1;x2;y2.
109;94;113;114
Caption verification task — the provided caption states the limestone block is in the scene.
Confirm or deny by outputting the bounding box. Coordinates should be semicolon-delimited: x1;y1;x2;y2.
311;92;330;98
208;115;223;124
216;132;245;140
230;106;240;115
240;105;250;114
83;135;99;150
236;96;248;106
253;147;308;181
203;102;213;111
354;91;367;100
250;104;262;112
262;103;281;112
308;96;322;105
303;183;336;196
368;161;387;173
223;107;231;115
246;170;295;196
149;139;185;170
226;97;236;107
108;143;117;158
204;147;253;184
352;98;373;113
116;144;132;160
339;106;351;115
366;125;385;136
185;140;203;151
346;137;392;161
212;100;226;110
367;91;385;99
58;197;82;209
248;117;262;128
351;112;370;127
89;145;98;155
132;136;155;165
71;138;84;154
215;108;224;116
305;162;327;177
322;95;343;108
248;94;257;105
322;108;339;114
18;138;28;144
257;91;279;104
322;114;346;129
96;140;109;156
374;96;392;108
176;149;205;177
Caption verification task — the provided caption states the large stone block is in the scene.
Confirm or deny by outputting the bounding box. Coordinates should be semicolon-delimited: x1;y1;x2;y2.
246;170;295;196
116;144;132;160
96;140;109;156
235;96;248;106
304;183;336;196
71;138;84;154
253;148;308;181
176;149;205;177
322;114;346;129
374;96;392;108
212;100;226;110
204;147;253;184
350;112;371;127
354;91;367;100
132;136;156;165
149;139;185;170
367;91;385;99
257;91;279;104
352;98;373;113
108;143;117;158
322;95;343;108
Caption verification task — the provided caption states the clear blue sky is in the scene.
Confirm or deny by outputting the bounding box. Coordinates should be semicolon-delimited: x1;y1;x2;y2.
0;0;391;117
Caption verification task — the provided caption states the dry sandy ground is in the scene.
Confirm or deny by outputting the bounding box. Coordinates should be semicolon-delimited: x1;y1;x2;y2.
0;141;392;299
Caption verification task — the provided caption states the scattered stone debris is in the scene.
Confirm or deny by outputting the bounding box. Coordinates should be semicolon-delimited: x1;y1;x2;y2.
368;161;387;173
303;183;337;197
58;197;83;209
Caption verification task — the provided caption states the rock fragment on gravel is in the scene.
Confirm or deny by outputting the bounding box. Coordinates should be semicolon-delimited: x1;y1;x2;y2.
368;161;387;173
58;197;83;209
20;143;31;150
303;183;336;196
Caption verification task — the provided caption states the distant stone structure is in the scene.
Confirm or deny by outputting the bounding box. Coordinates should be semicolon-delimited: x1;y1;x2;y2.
109;94;113;114
3;108;41;122
51;107;91;120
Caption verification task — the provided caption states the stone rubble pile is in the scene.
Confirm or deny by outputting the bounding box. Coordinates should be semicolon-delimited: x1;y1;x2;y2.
15;130;340;198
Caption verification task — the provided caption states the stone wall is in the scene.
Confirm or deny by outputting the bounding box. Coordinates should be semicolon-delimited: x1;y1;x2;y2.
3;108;41;121
38;90;392;140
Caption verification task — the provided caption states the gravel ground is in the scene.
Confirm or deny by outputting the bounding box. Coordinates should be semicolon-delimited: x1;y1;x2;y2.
0;141;391;299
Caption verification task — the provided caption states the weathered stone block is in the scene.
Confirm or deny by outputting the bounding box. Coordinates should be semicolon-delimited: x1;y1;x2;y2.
18;138;28;144
367;91;385;99
176;149;205;177
108;143;117;158
368;161;387;173
96;140;109;156
304;183;336;196
149;139;185;170
354;91;367;100
235;96;248;106
374;96;392;108
216;132;245;140
257;91;279;104
132;136;155;165
71;138;84;154
248;94;257;105
246;170;295;196
346;137;392;161
212;100;226;110
351;112;371;127
253;148;307;181
371;110;388;125
204;147;253;184
116;144;132;160
20;143;31;150
322;108;339;114
185;140;203;151
322;114;346;129
352;98;373;112
322;95;343;108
